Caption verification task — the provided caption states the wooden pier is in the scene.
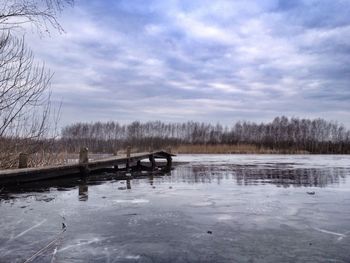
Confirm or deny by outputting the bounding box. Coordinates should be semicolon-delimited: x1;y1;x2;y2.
0;150;175;185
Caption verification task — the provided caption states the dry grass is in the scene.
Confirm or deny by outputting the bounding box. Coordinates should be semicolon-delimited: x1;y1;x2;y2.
172;144;309;154
0;151;117;170
0;144;310;171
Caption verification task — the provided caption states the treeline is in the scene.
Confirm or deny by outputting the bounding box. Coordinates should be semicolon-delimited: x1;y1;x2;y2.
60;116;350;154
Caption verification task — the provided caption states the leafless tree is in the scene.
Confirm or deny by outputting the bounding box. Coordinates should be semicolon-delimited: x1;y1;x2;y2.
0;0;73;32
60;117;350;154
0;0;72;169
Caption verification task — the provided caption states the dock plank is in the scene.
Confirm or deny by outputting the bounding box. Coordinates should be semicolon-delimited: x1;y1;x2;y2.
0;151;175;184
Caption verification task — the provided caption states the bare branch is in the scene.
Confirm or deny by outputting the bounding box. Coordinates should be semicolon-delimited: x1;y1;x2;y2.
0;0;71;169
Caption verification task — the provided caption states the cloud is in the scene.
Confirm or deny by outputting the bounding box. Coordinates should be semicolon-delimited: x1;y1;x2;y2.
24;0;350;127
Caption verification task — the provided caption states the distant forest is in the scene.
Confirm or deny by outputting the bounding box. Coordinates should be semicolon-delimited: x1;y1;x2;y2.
60;116;350;154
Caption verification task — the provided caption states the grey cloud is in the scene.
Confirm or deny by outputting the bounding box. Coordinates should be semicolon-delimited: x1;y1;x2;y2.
25;0;350;128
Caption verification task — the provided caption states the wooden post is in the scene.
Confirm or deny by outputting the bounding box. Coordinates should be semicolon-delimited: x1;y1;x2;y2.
126;146;131;169
79;147;89;175
126;146;131;158
149;154;156;169
18;153;28;168
136;160;141;169
113;149;119;171
166;155;172;168
79;147;89;164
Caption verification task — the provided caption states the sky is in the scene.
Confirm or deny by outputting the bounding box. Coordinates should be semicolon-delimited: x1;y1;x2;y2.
27;0;350;127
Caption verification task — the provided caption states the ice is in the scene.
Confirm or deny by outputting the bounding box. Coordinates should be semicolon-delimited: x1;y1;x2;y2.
113;199;150;204
1;154;350;262
174;154;350;169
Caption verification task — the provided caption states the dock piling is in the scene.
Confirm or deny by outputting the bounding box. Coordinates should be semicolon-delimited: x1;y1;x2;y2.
149;154;156;169
79;147;90;175
166;155;172;167
166;147;172;167
126;146;131;169
79;147;89;164
136;160;141;169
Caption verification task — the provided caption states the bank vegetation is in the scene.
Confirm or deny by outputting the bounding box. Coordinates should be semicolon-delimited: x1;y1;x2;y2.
60;116;350;155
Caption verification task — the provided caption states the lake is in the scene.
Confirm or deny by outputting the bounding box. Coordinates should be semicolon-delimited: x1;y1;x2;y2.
1;154;350;262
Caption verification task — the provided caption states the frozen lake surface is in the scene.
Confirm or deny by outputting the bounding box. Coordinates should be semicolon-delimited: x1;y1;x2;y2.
1;154;350;262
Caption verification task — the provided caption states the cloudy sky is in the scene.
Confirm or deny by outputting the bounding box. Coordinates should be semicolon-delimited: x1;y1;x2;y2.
28;0;350;127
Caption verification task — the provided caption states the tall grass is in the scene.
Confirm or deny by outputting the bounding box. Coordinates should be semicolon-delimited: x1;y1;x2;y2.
172;144;309;154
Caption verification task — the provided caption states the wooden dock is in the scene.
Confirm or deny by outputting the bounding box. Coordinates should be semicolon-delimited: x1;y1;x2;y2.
0;150;175;185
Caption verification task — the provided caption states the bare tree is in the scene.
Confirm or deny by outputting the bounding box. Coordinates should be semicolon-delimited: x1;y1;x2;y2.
60;117;350;154
0;0;73;32
0;0;72;169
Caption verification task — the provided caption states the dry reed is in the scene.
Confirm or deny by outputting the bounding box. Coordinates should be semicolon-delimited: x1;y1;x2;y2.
172;144;309;154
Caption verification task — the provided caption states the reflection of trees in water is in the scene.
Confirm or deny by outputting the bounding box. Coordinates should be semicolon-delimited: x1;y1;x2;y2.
170;166;231;185
171;165;348;188
0;165;348;202
233;167;347;187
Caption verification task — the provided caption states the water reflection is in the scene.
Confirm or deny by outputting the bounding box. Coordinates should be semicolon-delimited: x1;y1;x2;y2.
170;164;348;188
149;175;154;186
0;163;348;203
234;167;347;187
117;179;132;190
0;168;171;202
127;179;131;190
78;181;88;201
